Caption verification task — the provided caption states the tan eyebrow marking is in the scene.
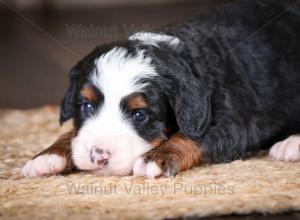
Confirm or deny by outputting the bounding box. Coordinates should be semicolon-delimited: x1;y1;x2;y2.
81;86;97;103
127;95;148;109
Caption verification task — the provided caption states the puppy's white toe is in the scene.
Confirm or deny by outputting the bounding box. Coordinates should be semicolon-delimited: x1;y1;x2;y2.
133;158;162;178
269;135;300;162
145;161;162;178
133;157;147;176
22;154;67;178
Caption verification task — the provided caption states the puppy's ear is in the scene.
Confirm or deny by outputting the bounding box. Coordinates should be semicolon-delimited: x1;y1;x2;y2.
175;91;211;140
59;67;80;125
160;75;212;140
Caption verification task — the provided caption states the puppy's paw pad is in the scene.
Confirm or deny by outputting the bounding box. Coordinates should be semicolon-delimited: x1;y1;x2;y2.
22;154;67;178
269;135;300;162
133;158;162;178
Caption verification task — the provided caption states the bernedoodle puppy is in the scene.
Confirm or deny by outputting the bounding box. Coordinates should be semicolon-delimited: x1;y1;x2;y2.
22;0;300;178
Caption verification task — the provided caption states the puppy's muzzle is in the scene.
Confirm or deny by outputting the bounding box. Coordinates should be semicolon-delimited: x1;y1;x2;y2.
90;146;111;168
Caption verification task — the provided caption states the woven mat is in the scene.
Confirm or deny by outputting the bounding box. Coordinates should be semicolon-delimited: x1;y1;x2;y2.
1;106;300;220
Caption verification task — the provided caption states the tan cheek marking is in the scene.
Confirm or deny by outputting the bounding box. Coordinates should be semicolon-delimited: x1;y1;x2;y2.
81;86;97;103
127;95;147;109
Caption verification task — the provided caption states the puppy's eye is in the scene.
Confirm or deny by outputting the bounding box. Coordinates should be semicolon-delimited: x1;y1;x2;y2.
133;109;147;122
82;102;94;115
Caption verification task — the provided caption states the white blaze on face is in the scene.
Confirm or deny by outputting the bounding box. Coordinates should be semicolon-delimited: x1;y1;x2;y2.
71;47;158;176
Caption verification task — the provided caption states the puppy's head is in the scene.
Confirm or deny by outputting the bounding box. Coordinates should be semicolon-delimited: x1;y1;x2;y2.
60;33;211;176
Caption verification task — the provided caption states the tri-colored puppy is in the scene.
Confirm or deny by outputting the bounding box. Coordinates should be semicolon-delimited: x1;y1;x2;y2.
22;0;300;178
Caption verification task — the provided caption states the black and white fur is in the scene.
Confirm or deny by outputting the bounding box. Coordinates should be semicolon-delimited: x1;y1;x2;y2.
22;0;300;178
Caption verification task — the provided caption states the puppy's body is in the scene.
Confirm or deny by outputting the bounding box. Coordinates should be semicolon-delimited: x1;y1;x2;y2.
155;0;300;163
22;0;300;178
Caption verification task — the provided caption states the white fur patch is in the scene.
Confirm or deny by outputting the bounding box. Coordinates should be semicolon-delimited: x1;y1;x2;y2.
90;47;156;96
22;154;67;178
72;47;157;176
133;158;162;178
269;135;300;162
129;32;180;48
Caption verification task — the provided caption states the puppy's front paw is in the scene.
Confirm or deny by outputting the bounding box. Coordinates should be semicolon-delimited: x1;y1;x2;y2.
269;135;300;162
22;154;67;178
133;150;179;178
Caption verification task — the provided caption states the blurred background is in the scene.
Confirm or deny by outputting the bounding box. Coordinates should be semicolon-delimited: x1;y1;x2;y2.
0;0;235;109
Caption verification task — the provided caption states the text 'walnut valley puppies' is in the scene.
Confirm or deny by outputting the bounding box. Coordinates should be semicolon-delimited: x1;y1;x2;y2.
22;0;300;178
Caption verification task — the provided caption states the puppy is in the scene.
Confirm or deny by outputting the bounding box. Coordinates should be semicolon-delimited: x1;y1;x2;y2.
22;0;300;178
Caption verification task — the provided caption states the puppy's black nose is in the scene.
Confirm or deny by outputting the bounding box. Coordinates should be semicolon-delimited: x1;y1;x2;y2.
95;148;103;154
90;146;110;167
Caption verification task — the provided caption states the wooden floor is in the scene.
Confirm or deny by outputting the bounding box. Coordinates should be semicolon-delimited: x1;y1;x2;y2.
0;0;299;219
